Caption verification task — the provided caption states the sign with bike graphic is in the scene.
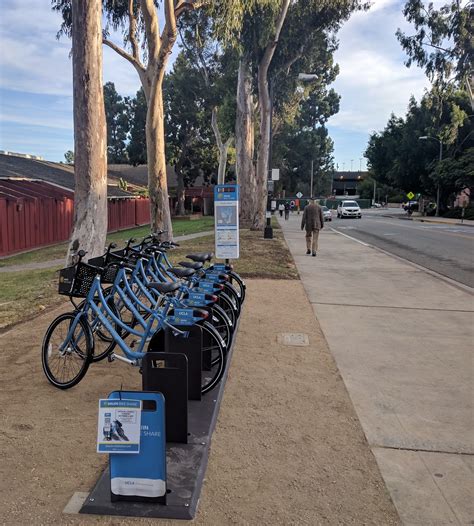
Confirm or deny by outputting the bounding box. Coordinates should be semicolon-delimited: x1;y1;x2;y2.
214;184;239;259
97;399;142;453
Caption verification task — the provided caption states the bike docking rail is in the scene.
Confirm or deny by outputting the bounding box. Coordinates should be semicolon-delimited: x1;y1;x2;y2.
44;233;245;520
80;314;241;520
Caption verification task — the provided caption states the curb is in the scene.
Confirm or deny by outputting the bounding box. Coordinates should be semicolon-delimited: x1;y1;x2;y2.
411;217;474;227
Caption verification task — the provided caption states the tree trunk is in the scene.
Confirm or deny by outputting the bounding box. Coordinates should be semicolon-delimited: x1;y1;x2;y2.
176;174;186;216
211;106;232;185
253;63;272;230
253;0;290;230
146;74;173;239
66;0;108;265
235;57;255;226
217;138;232;185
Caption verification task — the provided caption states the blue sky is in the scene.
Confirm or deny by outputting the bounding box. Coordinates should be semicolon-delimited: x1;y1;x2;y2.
0;0;435;169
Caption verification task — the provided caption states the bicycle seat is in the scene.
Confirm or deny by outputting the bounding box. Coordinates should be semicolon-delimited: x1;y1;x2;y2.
168;267;195;278
148;282;180;294
179;261;203;270
186;252;213;263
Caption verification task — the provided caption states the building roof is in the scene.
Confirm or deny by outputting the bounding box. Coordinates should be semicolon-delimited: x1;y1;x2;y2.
0;154;213;200
0;154;134;198
333;171;368;181
0;179;73;200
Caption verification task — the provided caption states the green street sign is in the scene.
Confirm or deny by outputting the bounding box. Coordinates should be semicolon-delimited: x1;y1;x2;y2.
406;191;415;200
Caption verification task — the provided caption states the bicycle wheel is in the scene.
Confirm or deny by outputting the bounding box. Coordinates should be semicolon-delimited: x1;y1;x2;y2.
77;296;121;362
217;291;237;327
223;282;242;317
209;303;232;347
228;271;246;304
201;321;226;394
42;313;92;389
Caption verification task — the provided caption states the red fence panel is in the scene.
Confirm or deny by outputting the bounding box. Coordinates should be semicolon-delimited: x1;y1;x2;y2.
0;186;151;257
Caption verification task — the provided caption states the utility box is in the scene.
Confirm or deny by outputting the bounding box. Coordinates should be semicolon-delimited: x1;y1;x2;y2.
108;391;167;504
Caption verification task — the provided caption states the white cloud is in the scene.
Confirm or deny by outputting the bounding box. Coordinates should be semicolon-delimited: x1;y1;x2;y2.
328;1;431;138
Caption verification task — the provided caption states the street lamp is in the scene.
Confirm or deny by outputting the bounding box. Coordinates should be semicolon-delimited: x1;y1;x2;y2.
419;135;443;217
297;73;318;81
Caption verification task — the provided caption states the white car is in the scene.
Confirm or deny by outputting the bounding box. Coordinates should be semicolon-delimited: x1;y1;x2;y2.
337;200;362;219
322;205;332;221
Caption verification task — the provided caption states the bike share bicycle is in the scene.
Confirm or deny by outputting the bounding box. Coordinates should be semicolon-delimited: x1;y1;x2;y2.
42;236;245;395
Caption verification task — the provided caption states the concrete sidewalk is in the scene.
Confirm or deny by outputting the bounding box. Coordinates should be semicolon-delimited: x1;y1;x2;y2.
279;214;473;525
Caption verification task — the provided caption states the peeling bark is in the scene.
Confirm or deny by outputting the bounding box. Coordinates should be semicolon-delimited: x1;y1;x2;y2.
66;0;107;265
253;0;290;230
211;107;232;184
147;74;173;236
235;57;256;226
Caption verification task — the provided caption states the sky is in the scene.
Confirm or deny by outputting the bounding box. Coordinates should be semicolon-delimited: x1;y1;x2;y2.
0;0;435;169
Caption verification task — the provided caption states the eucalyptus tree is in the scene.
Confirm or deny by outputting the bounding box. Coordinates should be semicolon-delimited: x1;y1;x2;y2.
396;0;473;87
163;52;212;215
178;11;237;184
66;0;108;265
104;81;129;164
211;0;366;229
53;0;206;239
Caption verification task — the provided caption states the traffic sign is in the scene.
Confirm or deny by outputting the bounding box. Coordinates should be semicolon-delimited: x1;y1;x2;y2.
296;192;303;198
406;191;415;200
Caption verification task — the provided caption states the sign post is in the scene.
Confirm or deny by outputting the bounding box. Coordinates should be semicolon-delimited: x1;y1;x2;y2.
214;184;240;260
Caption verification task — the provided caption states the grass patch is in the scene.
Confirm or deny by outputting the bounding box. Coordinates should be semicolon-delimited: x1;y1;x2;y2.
168;227;298;280
0;222;296;330
0;217;214;268
0;267;63;330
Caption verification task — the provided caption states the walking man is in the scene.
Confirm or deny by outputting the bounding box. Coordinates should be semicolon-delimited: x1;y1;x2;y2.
301;197;324;256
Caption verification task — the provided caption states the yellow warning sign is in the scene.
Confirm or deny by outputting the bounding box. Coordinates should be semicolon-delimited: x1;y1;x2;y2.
406;191;415;200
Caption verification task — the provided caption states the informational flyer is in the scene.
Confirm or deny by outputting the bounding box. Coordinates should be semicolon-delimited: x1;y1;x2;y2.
214;184;239;259
97;399;141;454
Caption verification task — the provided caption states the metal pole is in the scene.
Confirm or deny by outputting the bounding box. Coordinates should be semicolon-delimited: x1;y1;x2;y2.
436;140;442;217
310;160;314;197
373;180;376;205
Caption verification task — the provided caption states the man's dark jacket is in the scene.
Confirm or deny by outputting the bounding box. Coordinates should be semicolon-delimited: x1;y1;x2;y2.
301;202;324;232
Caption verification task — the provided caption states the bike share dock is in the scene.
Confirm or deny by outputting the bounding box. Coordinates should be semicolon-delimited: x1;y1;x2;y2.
80;319;239;520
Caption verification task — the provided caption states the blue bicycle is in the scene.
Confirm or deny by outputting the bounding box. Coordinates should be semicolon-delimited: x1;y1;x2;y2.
42;251;226;392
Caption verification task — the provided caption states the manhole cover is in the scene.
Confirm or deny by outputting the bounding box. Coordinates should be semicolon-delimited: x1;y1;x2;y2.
277;333;309;347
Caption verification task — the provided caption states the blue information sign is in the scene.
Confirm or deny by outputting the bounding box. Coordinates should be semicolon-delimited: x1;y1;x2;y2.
214;184;239;259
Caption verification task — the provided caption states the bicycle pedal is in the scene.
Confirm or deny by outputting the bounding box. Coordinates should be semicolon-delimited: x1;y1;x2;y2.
107;353;115;363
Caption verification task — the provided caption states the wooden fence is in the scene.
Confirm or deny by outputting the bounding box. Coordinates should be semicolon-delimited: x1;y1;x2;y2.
0;180;151;257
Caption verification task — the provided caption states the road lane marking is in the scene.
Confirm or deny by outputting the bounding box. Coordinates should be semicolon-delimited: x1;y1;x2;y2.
329;227;370;246
362;217;474;239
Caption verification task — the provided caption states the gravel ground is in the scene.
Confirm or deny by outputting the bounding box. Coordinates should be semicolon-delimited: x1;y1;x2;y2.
0;279;399;525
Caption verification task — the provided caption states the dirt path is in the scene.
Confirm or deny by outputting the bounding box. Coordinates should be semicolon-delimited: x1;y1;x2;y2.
0;279;399;525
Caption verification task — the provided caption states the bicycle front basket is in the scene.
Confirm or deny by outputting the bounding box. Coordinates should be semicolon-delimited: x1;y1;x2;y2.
58;266;76;296
58;262;99;298
101;263;120;284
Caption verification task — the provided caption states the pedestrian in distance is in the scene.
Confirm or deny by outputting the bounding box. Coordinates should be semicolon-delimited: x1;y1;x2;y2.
284;202;290;220
278;202;285;217
301;197;324;257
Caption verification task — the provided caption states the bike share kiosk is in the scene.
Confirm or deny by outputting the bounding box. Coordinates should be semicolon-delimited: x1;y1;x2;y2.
98;391;167;503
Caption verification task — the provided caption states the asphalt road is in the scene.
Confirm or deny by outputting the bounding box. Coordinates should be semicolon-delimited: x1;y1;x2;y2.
329;209;474;287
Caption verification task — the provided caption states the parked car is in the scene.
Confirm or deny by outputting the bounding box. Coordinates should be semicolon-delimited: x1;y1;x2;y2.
337;200;362;219
322;205;332;221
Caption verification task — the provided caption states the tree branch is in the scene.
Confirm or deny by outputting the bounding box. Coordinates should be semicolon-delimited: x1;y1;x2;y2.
128;0;140;62
211;107;224;150
140;0;161;64
103;38;145;74
175;0;207;18
422;41;451;53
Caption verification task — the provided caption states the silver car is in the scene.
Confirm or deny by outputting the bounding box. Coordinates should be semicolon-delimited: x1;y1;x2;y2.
337;200;362;219
322;205;332;221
